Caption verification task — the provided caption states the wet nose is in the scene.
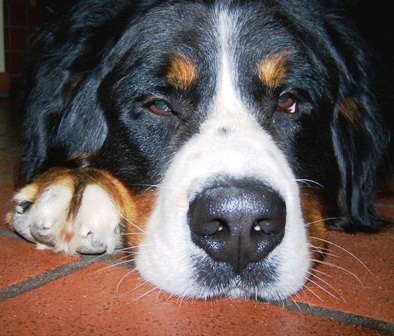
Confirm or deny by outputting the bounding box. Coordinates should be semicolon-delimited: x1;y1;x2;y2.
188;181;286;274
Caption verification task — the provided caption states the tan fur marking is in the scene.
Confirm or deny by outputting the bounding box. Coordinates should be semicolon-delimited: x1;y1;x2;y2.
166;54;197;90
125;192;157;247
14;168;76;207
339;97;362;124
13;183;39;204
300;189;328;262
258;53;289;89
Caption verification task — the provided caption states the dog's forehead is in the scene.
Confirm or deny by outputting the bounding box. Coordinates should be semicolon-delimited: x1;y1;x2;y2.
148;8;296;92
107;1;329;108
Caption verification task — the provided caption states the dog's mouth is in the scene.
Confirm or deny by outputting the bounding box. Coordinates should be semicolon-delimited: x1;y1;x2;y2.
190;251;283;299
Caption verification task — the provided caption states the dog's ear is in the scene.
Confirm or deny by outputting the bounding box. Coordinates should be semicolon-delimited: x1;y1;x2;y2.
329;15;390;232
17;1;136;186
332;94;388;232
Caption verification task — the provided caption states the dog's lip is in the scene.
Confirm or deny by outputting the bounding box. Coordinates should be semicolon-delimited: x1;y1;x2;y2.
218;277;266;298
195;257;277;286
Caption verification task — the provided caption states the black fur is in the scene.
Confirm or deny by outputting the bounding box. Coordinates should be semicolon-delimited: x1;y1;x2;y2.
19;0;390;232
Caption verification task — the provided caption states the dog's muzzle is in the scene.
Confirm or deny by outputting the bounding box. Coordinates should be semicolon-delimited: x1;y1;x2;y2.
188;180;286;274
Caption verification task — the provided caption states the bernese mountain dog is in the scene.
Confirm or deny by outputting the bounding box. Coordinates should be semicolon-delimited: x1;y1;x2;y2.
8;0;390;301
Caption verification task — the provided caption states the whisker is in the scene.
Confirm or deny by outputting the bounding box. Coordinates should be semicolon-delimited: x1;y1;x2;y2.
312;259;364;286
95;258;136;273
119;214;146;233
132;286;160;302
176;293;188;308
287;293;304;310
116;268;139;294
310;267;333;279
118;243;154;252
111;253;133;262
119;245;141;249
311;236;373;276
307;270;345;302
308;244;341;259
298;283;323;302
304;217;345;227
111;258;136;269
116;278;152;298
294;179;325;189
305;276;344;302
129;183;182;193
311;263;370;290
129;183;161;189
155;288;164;304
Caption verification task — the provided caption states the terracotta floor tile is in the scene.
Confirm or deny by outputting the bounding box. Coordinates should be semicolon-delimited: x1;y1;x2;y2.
0;151;18;177
0;263;389;336
0;179;15;230
294;225;394;323
0;236;79;289
377;205;394;222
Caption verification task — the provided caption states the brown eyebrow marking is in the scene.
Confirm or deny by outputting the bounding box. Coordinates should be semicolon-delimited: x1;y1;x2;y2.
258;52;290;89
339;96;362;124
166;53;197;90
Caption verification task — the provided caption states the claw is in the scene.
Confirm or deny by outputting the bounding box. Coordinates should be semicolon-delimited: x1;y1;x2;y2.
15;201;33;214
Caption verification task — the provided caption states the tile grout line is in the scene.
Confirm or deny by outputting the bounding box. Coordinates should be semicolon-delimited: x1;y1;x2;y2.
1;229;393;333
0;228;116;303
276;300;394;334
0;254;114;303
0;228;24;241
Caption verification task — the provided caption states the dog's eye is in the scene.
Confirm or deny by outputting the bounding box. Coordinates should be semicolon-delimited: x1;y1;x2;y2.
277;94;296;113
148;100;171;115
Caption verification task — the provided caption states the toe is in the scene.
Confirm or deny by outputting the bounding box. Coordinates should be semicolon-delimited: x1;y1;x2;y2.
76;233;106;254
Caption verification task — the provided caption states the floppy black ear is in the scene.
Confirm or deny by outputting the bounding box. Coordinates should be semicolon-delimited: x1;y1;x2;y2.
328;16;390;232
17;0;136;186
332;94;388;232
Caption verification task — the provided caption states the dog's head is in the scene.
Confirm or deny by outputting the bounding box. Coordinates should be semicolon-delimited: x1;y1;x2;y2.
22;0;388;300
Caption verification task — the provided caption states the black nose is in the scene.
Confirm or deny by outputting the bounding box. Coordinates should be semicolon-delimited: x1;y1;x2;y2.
188;181;286;274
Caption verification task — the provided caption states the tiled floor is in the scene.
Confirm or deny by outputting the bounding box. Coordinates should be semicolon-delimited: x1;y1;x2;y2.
0;98;393;335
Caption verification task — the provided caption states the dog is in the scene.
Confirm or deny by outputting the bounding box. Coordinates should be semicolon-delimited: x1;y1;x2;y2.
8;0;389;301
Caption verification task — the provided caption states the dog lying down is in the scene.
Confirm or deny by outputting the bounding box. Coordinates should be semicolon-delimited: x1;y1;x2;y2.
8;0;389;301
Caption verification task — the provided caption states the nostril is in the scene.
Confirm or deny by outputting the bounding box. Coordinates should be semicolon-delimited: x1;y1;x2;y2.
192;219;227;236
253;218;285;235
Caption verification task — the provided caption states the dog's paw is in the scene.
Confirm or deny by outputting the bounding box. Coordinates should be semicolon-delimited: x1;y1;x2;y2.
8;168;126;254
